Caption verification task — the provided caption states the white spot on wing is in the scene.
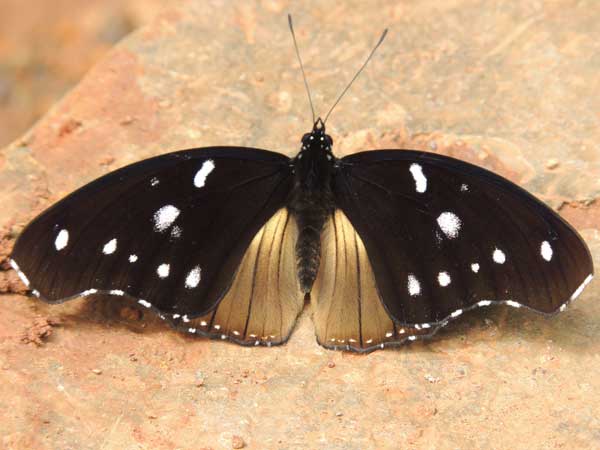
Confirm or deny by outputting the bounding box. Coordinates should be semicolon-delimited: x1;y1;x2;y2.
153;205;180;232
478;300;492;307
438;271;451;287
409;163;427;193
570;274;593;301
506;300;521;308
460;183;469;192
128;254;138;263
194;159;215;188
170;226;182;239
451;309;463;318
138;299;151;308
150;177;159;186
55;229;69;250
185;266;201;289
110;290;124;296
437;212;461;239
493;248;506;264
102;238;117;255
157;263;170;278
471;263;480;273
540;241;553;261
407;274;421;296
9;259;30;287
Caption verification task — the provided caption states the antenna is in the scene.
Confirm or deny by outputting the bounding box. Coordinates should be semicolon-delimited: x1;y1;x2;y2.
288;14;316;124
323;28;388;124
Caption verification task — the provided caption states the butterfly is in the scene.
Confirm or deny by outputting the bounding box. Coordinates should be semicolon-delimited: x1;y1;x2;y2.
9;17;594;352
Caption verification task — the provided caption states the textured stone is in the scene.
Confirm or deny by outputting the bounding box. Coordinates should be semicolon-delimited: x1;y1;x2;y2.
1;1;599;449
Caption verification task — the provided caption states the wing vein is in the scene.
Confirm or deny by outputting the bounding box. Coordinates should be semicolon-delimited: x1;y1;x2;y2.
242;224;267;339
353;229;364;347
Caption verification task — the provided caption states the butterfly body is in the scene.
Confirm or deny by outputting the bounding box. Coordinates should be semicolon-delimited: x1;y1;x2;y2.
288;118;337;292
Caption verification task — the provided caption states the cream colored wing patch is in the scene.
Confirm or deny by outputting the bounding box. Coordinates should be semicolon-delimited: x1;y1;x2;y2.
311;209;431;352
180;208;303;346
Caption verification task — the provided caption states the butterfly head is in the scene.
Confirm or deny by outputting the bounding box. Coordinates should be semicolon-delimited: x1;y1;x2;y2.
299;117;333;155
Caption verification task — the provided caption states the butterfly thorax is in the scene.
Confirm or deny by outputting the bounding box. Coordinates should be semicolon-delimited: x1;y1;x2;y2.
288;119;337;293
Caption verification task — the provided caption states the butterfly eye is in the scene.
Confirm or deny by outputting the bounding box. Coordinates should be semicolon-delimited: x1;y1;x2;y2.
301;133;311;144
325;135;333;147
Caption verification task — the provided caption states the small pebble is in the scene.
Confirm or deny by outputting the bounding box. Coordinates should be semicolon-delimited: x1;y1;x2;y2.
99;156;115;166
424;374;440;383
545;159;559;170
120;115;135;125
327;361;336;368
232;435;245;449
91;369;102;375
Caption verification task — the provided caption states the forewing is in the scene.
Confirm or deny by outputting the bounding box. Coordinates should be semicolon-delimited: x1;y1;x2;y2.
334;150;594;327
11;147;293;319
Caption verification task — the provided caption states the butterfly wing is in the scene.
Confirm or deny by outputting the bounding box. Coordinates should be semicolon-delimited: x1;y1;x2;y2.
179;207;303;345
11;147;300;331
316;149;593;346
311;209;432;352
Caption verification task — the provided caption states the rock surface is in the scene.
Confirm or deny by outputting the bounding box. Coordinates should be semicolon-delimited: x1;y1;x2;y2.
1;1;599;449
0;0;164;148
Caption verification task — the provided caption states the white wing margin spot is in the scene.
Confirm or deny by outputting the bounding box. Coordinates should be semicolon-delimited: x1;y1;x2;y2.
570;274;593;302
9;259;30;287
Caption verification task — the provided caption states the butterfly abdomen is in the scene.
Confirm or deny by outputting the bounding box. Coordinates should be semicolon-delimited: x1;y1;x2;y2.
292;199;333;292
290;193;334;292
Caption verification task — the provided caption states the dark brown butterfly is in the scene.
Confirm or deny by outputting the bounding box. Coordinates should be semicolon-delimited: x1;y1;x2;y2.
9;16;593;352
